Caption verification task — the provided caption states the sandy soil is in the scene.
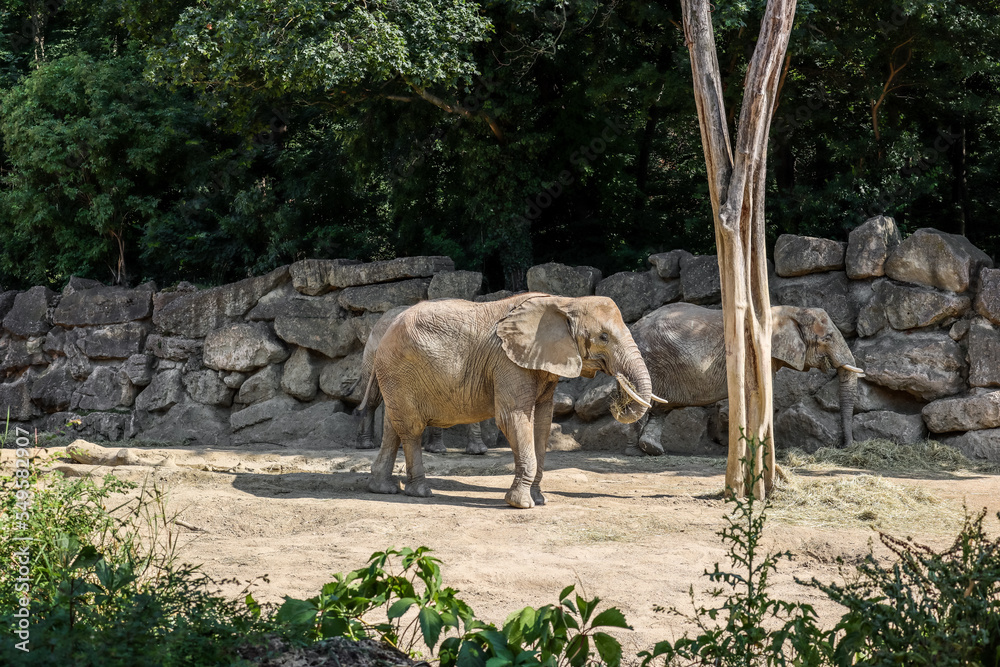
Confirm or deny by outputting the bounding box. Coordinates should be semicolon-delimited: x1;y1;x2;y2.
13;441;1000;661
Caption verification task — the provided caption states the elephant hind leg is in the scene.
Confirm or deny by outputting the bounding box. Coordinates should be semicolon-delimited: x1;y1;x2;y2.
368;419;401;495
402;432;432;497
423;426;446;453
465;421;488;455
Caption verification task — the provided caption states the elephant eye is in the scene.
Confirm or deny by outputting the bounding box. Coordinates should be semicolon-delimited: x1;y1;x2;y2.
599;332;609;343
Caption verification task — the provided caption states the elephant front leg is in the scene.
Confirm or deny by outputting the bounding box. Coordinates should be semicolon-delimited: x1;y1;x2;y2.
529;397;555;506
368;418;401;494
465;421;488;455
498;411;537;509
402;433;433;497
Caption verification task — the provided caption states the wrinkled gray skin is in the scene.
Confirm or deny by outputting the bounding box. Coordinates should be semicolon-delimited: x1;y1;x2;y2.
367;293;652;508
630;303;862;452
356;306;489;454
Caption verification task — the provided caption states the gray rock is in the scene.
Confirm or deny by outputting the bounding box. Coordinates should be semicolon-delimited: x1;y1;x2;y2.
318;352;364;403
250;289;345;321
571;414;637;451
659;407;722;455
74;366;134;411
233;401;354;448
967;319;1000;388
884;228;993;293
152;266;290;336
78;411;137;442
680;254;722;305
3;286;57;337
546;422;581;452
231;394;302;431
950;319;971;341
291;256;452;295
856;281;889;338
0;376;34;420
281;347;321;401
974;267;1000;326
144;334;203;361
274;314;359;359
0;291;18;322
854;378;927;415
876;281;971;330
846;216;901;279
922;391;1000;433
637;413;666;455
349;312;385;346
76;322;148;359
62;276;103;295
574;376;615;422
134;369;184;413
223;372;248;389
649;270;683;309
941;428;1000;463
138;401;231;446
337;279;430;313
552;391;574;418
1;336;47;374
774;367;835;413
526;263;602;297
428;271;483;300
236;365;283;405
53;285;153;326
122;354;154;387
183;370;234;407
648;250;692;280
30;363;78;412
773;234;847;277
853;411;927;444
853;329;966;401
772;271;856;335
203;323;289;372
775;397;842;452
596;272;654;323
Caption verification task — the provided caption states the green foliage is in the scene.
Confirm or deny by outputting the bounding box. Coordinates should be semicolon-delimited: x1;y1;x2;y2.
815;508;1000;667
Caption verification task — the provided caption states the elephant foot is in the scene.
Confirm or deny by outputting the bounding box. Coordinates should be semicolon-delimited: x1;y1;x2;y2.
530;487;546;506
357;439;378;450
624;445;644;457
505;486;535;509
368;476;401;494
465;440;488;455
423;440;447;454
404;479;433;498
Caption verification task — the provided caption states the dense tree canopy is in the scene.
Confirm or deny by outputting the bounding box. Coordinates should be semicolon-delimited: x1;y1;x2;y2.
0;0;997;289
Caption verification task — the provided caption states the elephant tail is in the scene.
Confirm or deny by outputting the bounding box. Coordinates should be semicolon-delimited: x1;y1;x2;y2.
356;367;382;416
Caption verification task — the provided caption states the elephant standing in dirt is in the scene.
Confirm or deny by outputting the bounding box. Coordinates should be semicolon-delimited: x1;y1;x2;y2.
367;293;658;508
630;303;864;452
355;305;488;454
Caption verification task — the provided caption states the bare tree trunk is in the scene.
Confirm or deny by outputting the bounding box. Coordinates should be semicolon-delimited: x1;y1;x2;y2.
681;0;796;499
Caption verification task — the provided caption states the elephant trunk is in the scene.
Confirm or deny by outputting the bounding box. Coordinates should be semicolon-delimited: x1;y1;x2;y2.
838;365;859;449
609;339;653;424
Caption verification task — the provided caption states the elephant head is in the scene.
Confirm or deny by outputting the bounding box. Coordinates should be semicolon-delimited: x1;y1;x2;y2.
771;306;865;448
497;295;656;424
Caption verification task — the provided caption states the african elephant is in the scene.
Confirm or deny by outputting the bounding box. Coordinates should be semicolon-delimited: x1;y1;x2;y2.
367;293;658;508
630;303;864;451
356;305;489;454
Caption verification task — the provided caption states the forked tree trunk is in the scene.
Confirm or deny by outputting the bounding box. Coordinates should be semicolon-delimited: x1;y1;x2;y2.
680;0;796;499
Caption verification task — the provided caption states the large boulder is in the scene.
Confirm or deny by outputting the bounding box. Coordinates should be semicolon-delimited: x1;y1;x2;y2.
884;228;993;293
280;347;322;401
144;335;203;361
29;363;78;413
76;322;148;360
247;284;343;321
659;407;722;456
648;250;691;280
852;329;966;401
846;216;901;279
968;319;1000;388
773;234;847;277
203;323;289;372
121;354;155;388
319;352;364;403
137;401;231;446
852;411;927;444
775;397;842;452
53;285;153;326
183;370;234;407
290;256;452;295
595;272;654;323
1;336;47;375
231;394;301;431
940;428;1000;464
236;365;283;405
3;286;58;337
526;263;602;297
975;268;1000;327
134;369;184;413
874;281;970;331
922;391;1000;433
574;376;615;422
563;414;636;451
428;271;484;301
773;367;834;413
153;266;289;336
0;291;18;322
337;279;430;313
233;401;355;448
679;254;722;305
771;271;856;335
853;378;927;415
74;365;135;411
0;376;34;420
274;312;358;359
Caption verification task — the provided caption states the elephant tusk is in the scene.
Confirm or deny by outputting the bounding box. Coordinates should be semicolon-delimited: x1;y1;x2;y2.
617;378;652;409
651;393;669;404
841;363;866;377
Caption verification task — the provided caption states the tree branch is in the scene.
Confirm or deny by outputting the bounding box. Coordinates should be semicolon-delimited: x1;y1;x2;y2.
871;37;913;141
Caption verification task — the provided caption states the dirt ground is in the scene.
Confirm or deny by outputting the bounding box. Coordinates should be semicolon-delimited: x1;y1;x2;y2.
16;440;1000;661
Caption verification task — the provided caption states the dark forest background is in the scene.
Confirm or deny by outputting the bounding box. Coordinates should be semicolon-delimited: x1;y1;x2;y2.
1;0;997;292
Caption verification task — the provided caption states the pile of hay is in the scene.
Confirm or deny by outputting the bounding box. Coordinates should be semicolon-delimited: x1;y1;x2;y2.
767;472;967;534
783;438;997;473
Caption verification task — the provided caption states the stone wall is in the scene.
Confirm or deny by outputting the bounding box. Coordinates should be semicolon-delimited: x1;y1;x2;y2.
2;217;998;464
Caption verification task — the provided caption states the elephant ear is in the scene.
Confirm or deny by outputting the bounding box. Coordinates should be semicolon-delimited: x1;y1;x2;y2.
772;308;807;371
497;297;583;377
